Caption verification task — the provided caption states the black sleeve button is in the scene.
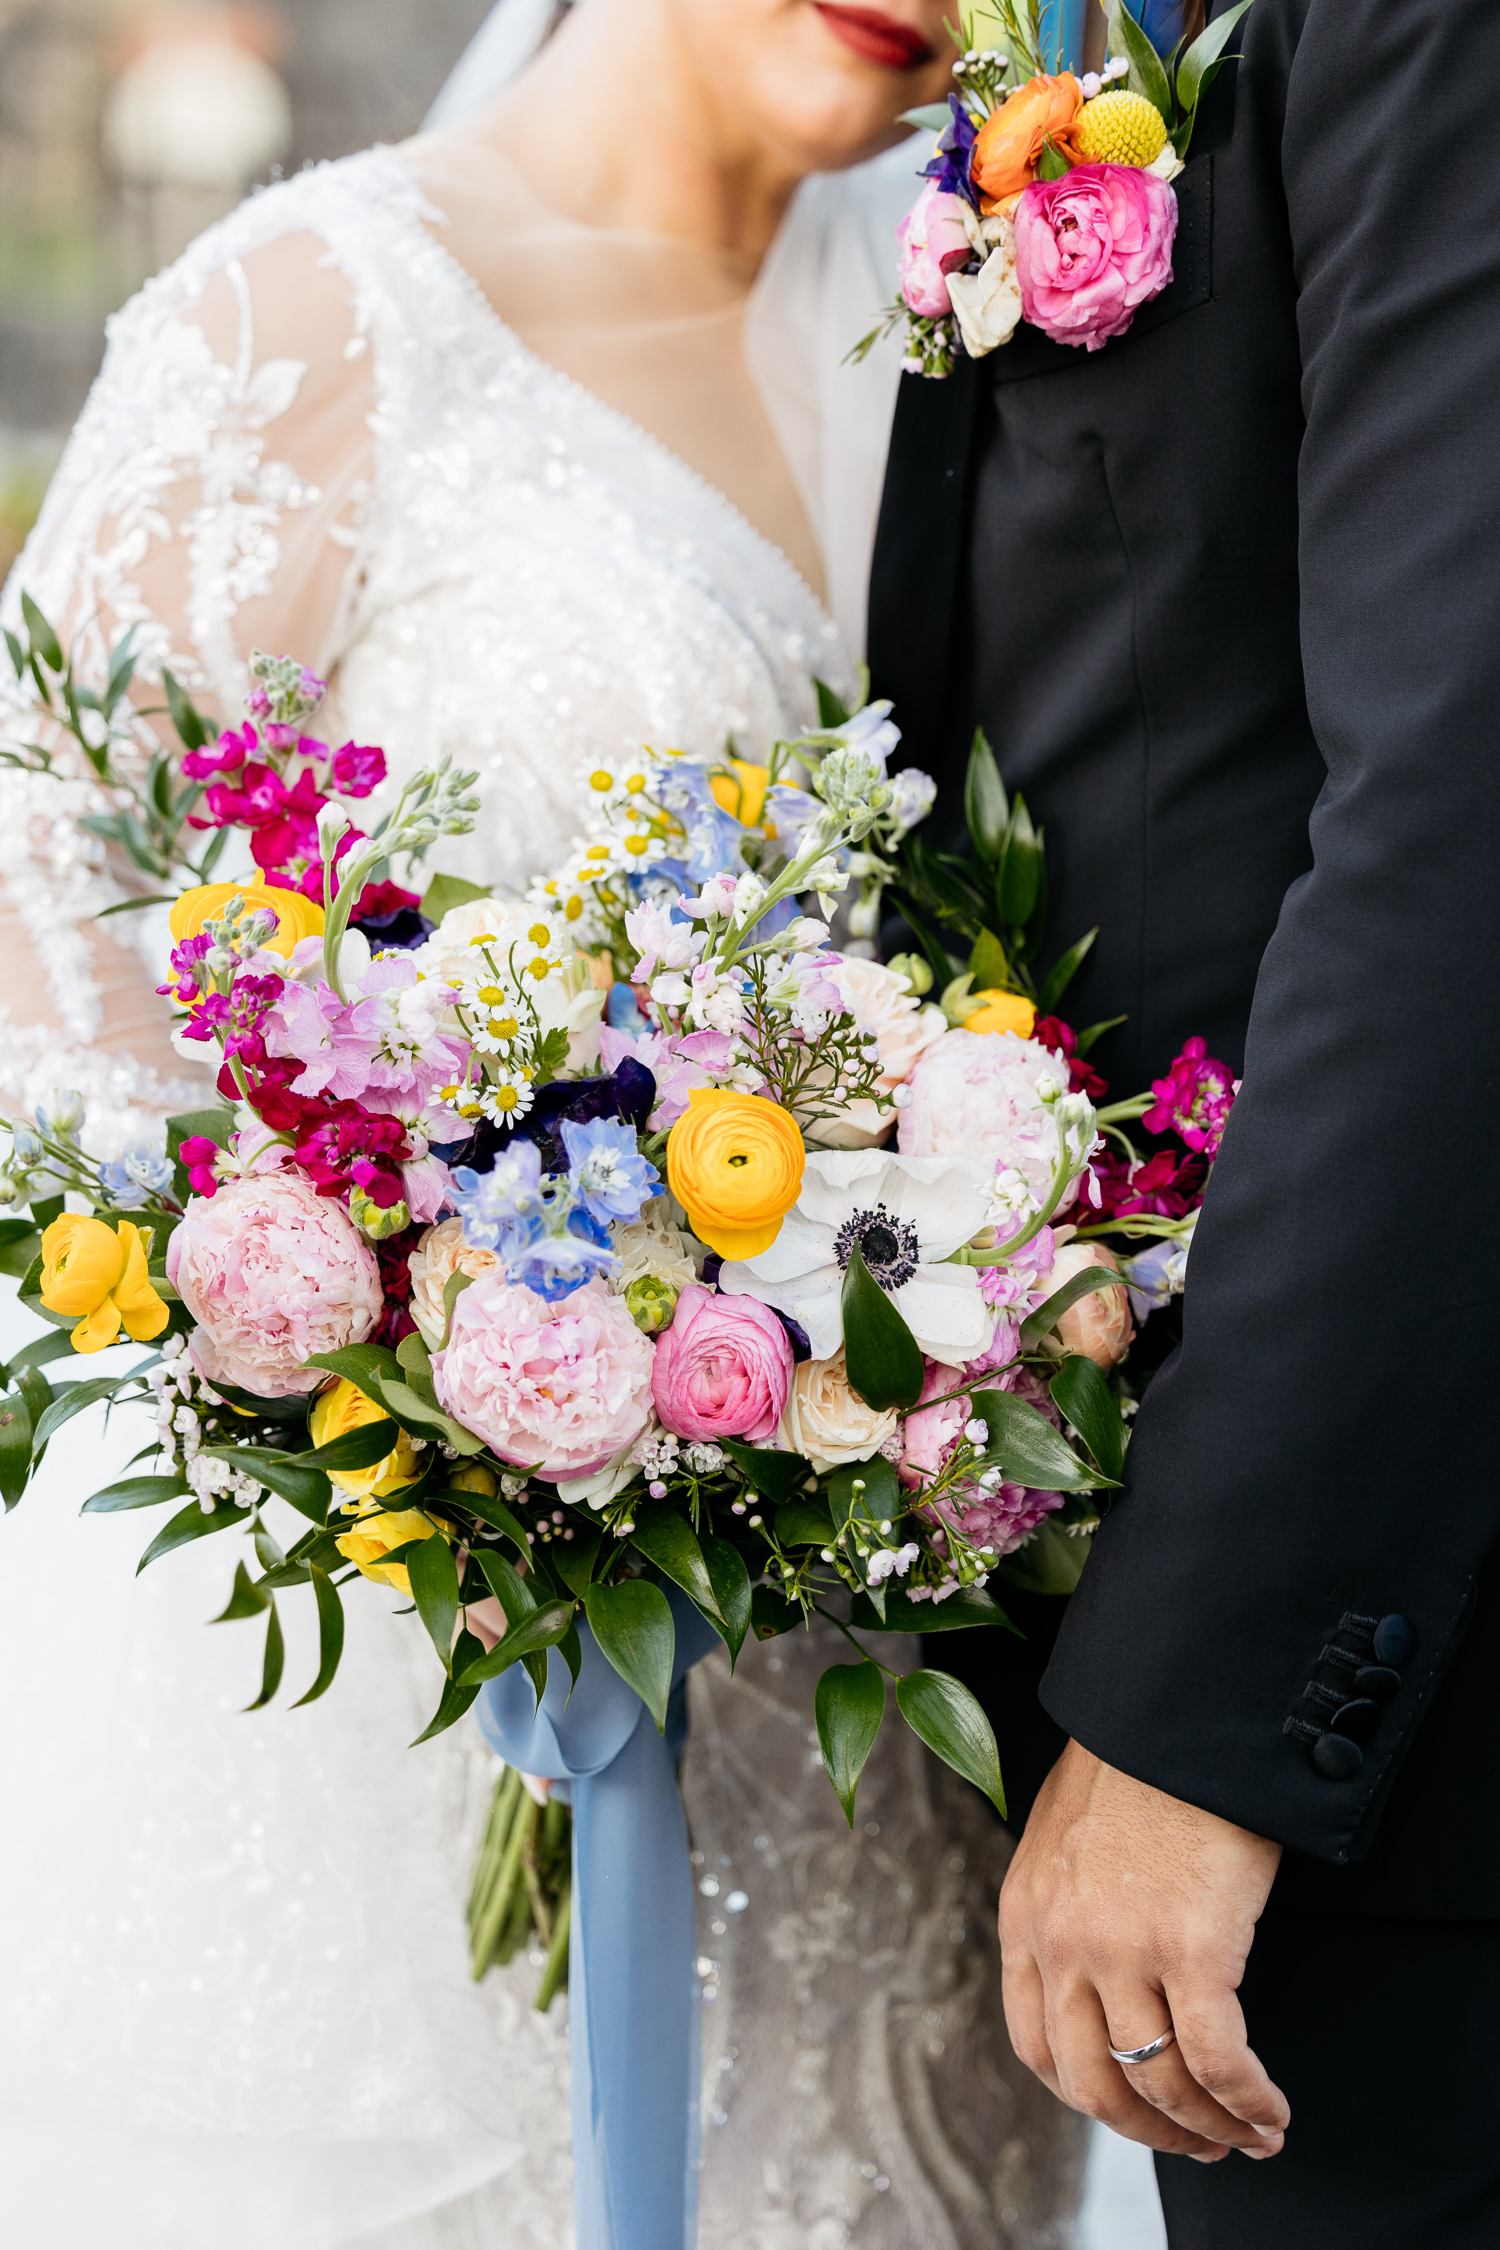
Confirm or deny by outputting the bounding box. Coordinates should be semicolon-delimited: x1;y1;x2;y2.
1373;1614;1417;1667
1353;1664;1401;1702
1312;1732;1364;1780
1328;1697;1379;1742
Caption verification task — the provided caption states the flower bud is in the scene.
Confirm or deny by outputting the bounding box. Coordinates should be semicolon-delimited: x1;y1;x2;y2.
349;1186;411;1239
622;1273;679;1334
36;1087;85;1139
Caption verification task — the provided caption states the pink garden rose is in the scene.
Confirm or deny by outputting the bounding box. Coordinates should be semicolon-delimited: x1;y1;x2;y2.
650;1282;793;1445
897;183;975;318
167;1169;382;1397
432;1274;655;1479
898;1028;1078;1213
1015;162;1177;353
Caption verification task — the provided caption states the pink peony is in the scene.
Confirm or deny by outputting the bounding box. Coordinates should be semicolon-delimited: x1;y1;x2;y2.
898;1028;1078;1212
650;1282;793;1445
1142;1035;1238;1157
1014;162;1177;353
167;1169;382;1398
897;183;975;318
432;1274;654;1478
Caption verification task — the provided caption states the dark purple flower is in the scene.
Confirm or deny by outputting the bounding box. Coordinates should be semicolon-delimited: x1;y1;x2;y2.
452;1059;658;1176
923;93;981;212
351;880;431;952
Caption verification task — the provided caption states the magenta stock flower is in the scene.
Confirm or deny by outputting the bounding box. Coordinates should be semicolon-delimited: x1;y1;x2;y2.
1090;1145;1206;1218
182;723;255;782
1015;162;1176;353
168;1168;382;1397
897;181;974;318
1142;1036;1239;1158
330;741;386;797
177;1135;224;1197
651;1282;793;1444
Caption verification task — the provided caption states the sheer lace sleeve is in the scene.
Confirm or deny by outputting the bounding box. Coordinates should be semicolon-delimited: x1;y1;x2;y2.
0;223;375;1143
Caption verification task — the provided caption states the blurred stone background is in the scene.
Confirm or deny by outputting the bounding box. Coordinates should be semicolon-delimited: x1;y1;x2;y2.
0;0;494;575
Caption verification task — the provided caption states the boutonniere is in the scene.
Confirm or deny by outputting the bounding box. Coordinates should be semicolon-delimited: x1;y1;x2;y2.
855;0;1250;373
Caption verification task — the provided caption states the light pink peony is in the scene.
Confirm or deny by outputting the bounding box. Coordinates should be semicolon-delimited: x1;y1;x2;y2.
432;1274;655;1479
898;1028;1078;1212
167;1169;383;1398
1015;162;1177;352
897;182;975;318
650;1282;793;1445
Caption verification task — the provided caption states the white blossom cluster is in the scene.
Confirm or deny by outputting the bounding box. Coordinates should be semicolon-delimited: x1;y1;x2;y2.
149;1336;263;1514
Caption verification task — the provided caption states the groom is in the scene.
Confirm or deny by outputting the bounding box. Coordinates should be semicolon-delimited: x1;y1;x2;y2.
870;0;1500;2237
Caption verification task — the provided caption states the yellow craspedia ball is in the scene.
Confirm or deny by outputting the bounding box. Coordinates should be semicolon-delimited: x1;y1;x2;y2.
1073;89;1168;169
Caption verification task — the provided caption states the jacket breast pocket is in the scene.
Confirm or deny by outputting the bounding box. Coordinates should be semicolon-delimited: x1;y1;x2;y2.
985;153;1215;390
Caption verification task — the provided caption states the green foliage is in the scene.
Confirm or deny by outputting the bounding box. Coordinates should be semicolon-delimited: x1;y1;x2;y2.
408;1535;462;1673
850;1584;1017;1634
968;1384;1119;1493
83;1473;191;1514
815;1660;887;1825
840;1246;925;1412
895;1668;1006;1816
584;1579;675;1731
1106;0;1255;158
420;871;490;923
701;1535;752;1668
628;1504;723;1624
1049;1354;1128;1483
1018;1263;1131;1350
721;1442;810;1507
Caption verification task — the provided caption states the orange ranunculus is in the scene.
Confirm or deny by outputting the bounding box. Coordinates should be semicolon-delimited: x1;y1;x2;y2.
168;880;324;961
965;989;1038;1039
971;71;1085;210
709;759;771;831
39;1213;169;1353
666;1089;805;1261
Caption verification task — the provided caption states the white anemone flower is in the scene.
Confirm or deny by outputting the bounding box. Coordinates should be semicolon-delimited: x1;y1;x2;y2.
718;1150;994;1368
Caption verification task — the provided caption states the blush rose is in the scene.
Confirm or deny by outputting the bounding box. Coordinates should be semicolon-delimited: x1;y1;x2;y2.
651;1282;793;1445
897;182;975;318
1014;161;1177;352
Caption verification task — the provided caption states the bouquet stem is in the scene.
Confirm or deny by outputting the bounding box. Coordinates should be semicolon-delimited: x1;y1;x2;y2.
468;1766;572;2007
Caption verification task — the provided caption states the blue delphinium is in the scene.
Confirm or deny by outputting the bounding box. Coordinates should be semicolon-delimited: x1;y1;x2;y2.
559;1115;660;1229
450;1146;546;1252
99;1145;175;1208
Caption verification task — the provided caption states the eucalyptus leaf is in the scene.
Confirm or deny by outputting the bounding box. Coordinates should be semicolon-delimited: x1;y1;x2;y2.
1049;1355;1127;1483
815;1660;887;1826
584;1578;675;1730
840;1245;924;1412
895;1668;1006;1816
161;665;210;752
701;1534;752;1668
292;1564;347;1705
20;592;62;673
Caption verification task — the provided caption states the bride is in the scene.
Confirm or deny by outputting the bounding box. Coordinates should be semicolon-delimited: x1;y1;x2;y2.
0;2;1088;2244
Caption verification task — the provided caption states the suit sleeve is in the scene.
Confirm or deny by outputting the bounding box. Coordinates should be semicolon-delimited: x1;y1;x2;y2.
1040;0;1500;1861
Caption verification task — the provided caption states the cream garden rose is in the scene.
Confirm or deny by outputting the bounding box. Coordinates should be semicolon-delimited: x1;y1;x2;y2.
809;957;949;1149
407;1216;500;1349
780;1347;899;1473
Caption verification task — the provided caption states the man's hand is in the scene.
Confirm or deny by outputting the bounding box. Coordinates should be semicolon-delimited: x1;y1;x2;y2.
998;1740;1289;2162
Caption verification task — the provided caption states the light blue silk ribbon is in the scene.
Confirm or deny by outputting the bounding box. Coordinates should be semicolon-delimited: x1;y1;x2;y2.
476;1589;722;2250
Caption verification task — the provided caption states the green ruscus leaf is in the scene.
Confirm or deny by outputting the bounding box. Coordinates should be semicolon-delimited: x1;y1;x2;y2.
895;1668;1006;1817
840;1246;924;1412
584;1578;675;1732
815;1659;886;1826
292;1564;347;1706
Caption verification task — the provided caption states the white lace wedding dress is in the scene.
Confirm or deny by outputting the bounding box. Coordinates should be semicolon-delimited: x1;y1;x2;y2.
0;139;1085;2250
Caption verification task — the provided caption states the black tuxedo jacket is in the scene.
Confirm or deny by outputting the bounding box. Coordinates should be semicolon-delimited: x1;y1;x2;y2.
869;0;1500;1915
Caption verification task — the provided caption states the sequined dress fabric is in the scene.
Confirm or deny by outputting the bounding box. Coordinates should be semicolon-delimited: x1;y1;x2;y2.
0;146;1083;2250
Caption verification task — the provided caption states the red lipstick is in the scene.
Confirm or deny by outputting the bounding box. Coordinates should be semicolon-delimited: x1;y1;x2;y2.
813;5;937;71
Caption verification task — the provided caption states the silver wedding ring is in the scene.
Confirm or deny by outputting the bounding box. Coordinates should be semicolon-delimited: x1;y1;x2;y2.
1109;2027;1177;2066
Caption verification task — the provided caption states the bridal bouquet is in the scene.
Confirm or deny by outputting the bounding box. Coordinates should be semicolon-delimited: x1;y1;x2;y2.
858;0;1250;375
0;601;1233;1833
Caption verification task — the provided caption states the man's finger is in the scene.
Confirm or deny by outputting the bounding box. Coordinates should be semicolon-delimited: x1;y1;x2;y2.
1099;1995;1284;2154
1042;1975;1233;2161
1164;1970;1291;2137
1000;1943;1063;2096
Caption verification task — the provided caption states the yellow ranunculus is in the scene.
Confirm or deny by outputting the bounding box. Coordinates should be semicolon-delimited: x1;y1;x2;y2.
40;1213;169;1354
169;880;324;961
966;989;1038;1039
333;1506;450;1595
709;759;770;831
310;1377;424;1504
666;1088;805;1260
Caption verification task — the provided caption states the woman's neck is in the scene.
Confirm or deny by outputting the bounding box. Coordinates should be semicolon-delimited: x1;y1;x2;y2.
458;0;805;268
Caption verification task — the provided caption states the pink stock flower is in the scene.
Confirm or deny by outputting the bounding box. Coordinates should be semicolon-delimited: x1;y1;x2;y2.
262;955;467;1125
432;1274;655;1478
182;723;255;782
650;1282;793;1445
897;182;974;318
597;1024;740;1128
1142;1035;1238;1157
167;1168;382;1397
331;741;386;797
1015;162;1177;353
